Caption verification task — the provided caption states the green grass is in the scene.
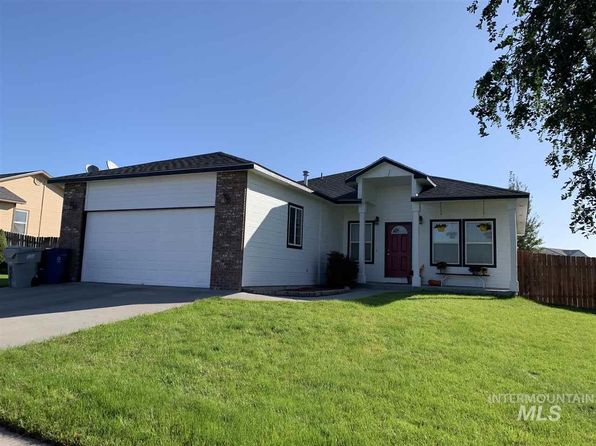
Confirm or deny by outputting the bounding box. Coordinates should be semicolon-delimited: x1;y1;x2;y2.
0;294;594;445
0;274;7;287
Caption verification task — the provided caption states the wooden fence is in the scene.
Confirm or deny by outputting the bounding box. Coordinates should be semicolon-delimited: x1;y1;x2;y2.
518;250;596;309
3;231;59;249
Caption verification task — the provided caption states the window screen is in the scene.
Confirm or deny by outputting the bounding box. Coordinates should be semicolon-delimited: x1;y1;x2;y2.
431;221;460;265
464;220;495;266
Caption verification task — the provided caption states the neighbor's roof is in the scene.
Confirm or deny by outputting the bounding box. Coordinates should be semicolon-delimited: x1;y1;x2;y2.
0;171;54;183
0;187;26;204
540;248;588;257
412;176;529;201
48;152;255;184
0;171;34;180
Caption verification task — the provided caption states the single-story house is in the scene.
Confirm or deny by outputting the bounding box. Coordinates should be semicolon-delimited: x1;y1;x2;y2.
0;171;63;237
48;152;529;291
540;247;588;257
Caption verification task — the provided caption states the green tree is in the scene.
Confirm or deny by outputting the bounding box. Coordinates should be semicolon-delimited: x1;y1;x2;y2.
0;230;7;264
468;0;596;236
509;172;543;251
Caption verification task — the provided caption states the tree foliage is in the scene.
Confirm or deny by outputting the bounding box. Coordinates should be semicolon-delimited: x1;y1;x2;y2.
0;230;6;264
468;0;596;236
508;172;543;251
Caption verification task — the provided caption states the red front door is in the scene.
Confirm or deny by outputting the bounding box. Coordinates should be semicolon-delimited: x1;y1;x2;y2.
385;222;412;278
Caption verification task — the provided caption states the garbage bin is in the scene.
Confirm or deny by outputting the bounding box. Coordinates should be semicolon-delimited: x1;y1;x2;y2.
39;248;70;284
3;247;43;288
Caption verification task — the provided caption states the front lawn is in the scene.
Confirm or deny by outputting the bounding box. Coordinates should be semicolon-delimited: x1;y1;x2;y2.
0;294;594;445
0;274;7;287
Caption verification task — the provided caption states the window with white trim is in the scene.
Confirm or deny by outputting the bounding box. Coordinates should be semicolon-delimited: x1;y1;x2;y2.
12;209;29;235
287;203;303;249
431;220;460;265
464;220;495;266
348;222;374;263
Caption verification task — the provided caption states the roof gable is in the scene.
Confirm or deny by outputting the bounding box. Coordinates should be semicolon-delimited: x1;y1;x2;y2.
345;157;428;183
305;168;530;203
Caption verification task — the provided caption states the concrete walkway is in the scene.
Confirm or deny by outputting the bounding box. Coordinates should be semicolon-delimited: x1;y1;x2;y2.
0;283;223;349
224;287;387;302
0;427;49;446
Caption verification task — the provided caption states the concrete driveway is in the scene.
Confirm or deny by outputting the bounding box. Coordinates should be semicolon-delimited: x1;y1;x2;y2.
0;283;223;349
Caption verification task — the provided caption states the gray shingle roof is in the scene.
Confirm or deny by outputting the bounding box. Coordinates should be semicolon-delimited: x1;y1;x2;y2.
48;152;255;183
541;248;588;257
300;170;360;202
413;176;529;201
0;187;25;203
305;171;529;202
48;150;530;203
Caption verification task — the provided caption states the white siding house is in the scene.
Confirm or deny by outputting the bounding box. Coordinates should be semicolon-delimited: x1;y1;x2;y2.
50;152;529;291
84;173;216;210
242;171;341;287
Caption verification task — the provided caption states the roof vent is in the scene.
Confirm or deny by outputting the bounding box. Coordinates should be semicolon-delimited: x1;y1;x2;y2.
85;164;100;173
303;170;310;186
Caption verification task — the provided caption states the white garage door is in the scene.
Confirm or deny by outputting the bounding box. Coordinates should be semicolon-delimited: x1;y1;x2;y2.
81;208;214;287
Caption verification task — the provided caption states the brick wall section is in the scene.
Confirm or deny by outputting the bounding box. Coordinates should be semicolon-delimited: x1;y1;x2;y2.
210;171;247;289
58;182;87;282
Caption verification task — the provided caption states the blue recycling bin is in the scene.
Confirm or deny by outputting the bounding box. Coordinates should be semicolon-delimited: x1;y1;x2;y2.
40;248;70;284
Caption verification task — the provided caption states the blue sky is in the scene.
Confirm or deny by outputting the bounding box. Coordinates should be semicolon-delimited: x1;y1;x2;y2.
1;1;593;255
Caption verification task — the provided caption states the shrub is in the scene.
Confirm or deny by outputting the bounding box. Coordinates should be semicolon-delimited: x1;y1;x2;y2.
0;230;6;264
326;251;358;288
0;230;7;274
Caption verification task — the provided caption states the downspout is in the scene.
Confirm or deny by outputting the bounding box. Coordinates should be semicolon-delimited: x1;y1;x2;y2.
38;181;47;237
317;202;322;284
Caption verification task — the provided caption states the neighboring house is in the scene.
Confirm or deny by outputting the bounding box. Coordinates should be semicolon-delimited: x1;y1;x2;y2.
0;171;64;237
49;152;529;291
540;247;588;257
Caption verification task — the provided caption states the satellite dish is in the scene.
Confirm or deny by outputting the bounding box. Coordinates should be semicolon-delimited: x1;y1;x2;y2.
85;164;100;173
106;160;119;169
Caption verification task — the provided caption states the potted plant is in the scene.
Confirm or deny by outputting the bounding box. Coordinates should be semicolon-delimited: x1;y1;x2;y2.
477;223;492;232
434;223;447;232
469;266;488;276
436;261;448;274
